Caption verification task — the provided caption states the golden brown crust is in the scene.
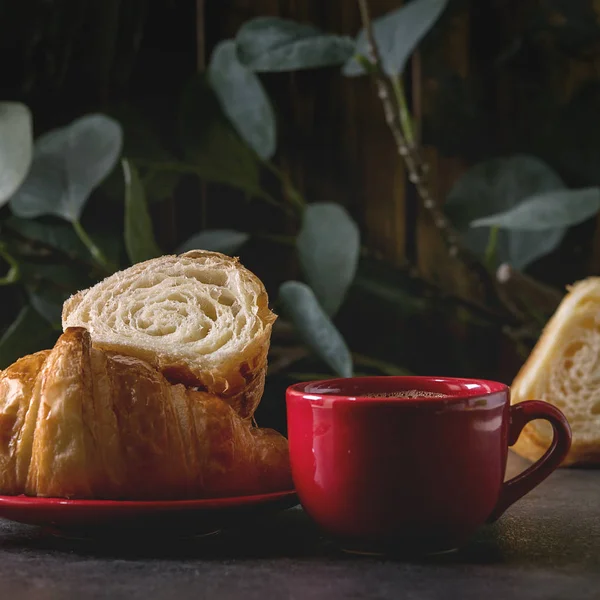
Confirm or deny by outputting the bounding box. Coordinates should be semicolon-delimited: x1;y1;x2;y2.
0;328;292;499
0;350;50;495
511;422;600;467
510;277;600;467
62;250;276;419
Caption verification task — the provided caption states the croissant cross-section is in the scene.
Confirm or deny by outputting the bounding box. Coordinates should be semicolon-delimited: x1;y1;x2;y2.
0;328;292;500
511;277;600;466
61;251;277;419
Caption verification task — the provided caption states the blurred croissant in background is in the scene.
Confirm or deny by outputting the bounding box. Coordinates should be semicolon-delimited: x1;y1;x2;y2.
0;327;292;500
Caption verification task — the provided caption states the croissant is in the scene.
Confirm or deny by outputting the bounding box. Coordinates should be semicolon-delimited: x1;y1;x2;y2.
0;327;292;499
62;251;276;419
511;277;600;467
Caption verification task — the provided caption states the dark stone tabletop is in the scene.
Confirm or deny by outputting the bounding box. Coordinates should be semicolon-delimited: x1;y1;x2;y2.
0;453;598;600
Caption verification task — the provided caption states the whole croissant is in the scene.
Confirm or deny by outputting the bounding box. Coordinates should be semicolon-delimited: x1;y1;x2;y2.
0;328;292;500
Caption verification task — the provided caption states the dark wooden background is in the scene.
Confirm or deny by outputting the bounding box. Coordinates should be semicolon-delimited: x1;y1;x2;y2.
2;0;600;396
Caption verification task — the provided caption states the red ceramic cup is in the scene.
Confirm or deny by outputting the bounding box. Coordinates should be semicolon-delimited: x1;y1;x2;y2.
286;376;571;555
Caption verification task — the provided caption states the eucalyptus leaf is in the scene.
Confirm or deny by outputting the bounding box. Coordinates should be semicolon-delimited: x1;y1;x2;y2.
123;159;161;265
237;17;355;72
84;229;123;270
343;0;448;77
0;306;58;369
108;104;180;204
208;40;276;160
10;114;123;222
445;154;567;269
20;261;91;327
471;187;600;231
177;229;250;255
179;74;262;196
19;262;91;292
297;202;360;316
28;290;63;328
0;102;33;207
5;216;87;258
279;281;353;378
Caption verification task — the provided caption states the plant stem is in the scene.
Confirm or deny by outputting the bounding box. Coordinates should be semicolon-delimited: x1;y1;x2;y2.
484;226;499;271
355;0;520;323
263;160;305;212
390;74;414;147
0;244;20;286
72;220;114;274
356;0;457;254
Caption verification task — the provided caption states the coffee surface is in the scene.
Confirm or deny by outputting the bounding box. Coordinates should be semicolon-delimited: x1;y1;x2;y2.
362;390;448;399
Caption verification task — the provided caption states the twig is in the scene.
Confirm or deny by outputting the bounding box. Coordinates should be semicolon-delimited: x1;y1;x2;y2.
355;0;521;321
0;244;20;286
389;74;414;147
497;263;564;319
262;160;305;212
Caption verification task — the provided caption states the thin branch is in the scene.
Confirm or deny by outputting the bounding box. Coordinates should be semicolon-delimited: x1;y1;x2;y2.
355;0;521;322
0;244;20;286
389;74;414;147
262;160;306;212
497;263;564;319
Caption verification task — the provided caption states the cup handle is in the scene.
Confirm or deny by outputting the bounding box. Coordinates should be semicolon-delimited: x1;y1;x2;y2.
488;400;572;522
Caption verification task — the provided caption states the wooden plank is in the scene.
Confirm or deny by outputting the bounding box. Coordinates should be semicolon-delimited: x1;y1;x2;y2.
414;0;476;298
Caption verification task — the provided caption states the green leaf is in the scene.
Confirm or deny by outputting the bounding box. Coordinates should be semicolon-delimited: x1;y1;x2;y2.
279;281;353;378
343;0;449;77
5;216;87;258
178;74;262;196
445;154;567;269
471;187;600;231
177;229;250;255
122;159;161;265
107;103;180;204
208;40;276;160
19;262;91;291
0;102;33;207
20;261;92;326
297;202;360;316
10;114;123;222
237;17;355;72
0;306;59;369
27;290;63;328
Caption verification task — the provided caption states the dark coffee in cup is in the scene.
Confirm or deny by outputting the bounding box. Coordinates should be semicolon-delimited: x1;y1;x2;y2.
363;390;448;399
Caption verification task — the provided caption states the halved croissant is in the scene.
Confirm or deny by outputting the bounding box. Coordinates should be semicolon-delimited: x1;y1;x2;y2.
511;277;600;467
62;251;276;419
0;328;292;499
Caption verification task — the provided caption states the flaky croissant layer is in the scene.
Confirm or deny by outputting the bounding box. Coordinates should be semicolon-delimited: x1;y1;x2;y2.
62;251;277;419
0;328;292;500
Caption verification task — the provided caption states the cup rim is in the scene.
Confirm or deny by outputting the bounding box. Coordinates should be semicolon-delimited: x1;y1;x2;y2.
286;375;508;405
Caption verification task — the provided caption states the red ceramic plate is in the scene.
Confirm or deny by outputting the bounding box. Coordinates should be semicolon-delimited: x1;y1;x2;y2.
0;490;298;538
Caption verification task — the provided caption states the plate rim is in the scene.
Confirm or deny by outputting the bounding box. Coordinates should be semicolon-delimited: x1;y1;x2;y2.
0;489;298;510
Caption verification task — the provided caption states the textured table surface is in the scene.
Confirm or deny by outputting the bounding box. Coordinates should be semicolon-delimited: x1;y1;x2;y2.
0;453;598;600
